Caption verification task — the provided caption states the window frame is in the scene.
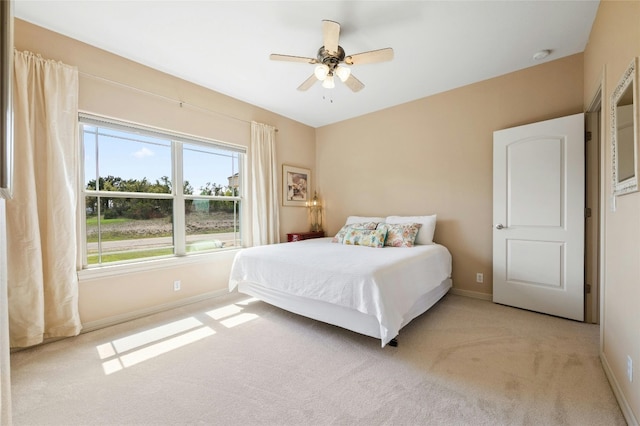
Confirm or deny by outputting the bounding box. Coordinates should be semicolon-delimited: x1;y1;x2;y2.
79;113;246;270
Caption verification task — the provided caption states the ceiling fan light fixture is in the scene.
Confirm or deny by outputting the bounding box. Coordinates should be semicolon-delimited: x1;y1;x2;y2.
270;20;393;93
314;64;330;80
322;74;335;89
335;65;351;82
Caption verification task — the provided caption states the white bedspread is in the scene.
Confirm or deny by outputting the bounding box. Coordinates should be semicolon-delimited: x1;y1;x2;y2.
228;238;452;343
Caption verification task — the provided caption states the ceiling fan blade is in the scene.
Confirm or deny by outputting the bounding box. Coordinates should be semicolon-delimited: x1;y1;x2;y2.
345;48;394;65
343;73;364;92
270;54;317;64
322;20;340;54
297;74;318;91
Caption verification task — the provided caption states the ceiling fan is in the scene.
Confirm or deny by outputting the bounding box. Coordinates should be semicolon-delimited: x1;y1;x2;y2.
269;20;394;92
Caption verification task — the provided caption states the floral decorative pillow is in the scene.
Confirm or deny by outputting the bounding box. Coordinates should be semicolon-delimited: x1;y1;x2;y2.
380;223;422;247
343;227;388;248
385;215;436;245
332;222;379;243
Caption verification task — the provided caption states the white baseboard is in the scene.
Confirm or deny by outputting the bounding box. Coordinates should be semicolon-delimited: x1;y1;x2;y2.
81;289;229;334
601;351;639;425
448;287;493;301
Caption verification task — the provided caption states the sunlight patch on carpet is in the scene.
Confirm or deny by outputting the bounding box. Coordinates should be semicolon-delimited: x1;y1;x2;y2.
235;297;259;306
220;313;258;328
96;317;215;375
207;298;260;327
111;317;204;354
119;326;216;368
97;325;215;375
206;304;243;320
95;300;260;375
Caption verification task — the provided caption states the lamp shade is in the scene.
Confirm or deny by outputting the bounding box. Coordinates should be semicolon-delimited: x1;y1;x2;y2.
314;64;329;80
322;75;335;89
308;191;322;232
335;65;351;82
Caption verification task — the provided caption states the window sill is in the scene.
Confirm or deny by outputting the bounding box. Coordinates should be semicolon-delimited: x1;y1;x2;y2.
77;248;241;281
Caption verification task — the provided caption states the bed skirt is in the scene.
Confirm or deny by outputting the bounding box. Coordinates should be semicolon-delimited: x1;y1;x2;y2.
236;277;452;345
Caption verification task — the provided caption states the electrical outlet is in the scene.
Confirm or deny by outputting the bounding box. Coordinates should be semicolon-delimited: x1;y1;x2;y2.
476;273;484;283
627;355;633;382
173;280;181;291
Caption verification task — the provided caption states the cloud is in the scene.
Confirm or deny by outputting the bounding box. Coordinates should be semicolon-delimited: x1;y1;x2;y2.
132;147;154;158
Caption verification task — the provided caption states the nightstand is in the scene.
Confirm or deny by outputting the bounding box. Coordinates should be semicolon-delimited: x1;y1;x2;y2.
287;231;325;242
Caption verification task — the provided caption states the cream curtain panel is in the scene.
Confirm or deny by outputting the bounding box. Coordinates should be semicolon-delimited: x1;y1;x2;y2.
250;122;280;245
0;201;11;424
7;50;81;347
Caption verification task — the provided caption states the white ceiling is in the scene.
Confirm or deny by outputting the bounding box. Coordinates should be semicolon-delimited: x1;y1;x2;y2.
14;1;600;128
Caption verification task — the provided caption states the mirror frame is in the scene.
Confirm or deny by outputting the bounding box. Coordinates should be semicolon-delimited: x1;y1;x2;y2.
611;57;639;196
0;0;13;199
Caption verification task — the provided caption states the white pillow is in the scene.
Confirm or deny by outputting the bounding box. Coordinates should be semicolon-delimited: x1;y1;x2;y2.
385;215;437;245
345;216;386;225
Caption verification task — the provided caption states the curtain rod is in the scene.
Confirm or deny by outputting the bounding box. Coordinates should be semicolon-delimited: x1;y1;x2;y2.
78;71;278;132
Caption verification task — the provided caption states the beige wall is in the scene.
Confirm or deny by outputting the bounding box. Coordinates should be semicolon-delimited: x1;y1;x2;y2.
13;5;640;421
583;0;640;421
14;19;316;326
316;54;584;297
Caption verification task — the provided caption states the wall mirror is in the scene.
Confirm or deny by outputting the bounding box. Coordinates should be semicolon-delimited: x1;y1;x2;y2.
0;0;13;199
611;57;639;196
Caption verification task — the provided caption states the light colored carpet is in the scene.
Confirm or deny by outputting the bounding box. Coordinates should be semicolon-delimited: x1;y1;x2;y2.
10;292;625;425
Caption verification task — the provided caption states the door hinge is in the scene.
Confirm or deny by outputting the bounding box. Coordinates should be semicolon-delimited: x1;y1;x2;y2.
585;131;592;142
585;284;591;294
585;207;592;218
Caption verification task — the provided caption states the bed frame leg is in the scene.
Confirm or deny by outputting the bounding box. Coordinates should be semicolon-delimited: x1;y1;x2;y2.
388;337;398;347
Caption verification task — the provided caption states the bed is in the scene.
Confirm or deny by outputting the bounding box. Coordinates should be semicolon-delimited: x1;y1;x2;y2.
228;216;452;347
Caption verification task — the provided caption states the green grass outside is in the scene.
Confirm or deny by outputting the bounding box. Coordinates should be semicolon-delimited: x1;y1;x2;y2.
86;215;234;242
86;213;237;264
86;241;232;265
85;216;129;226
86;230;173;243
86;215;171;243
87;247;174;264
87;228;233;243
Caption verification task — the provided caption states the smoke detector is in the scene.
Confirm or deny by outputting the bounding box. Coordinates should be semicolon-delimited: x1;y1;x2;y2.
533;50;551;61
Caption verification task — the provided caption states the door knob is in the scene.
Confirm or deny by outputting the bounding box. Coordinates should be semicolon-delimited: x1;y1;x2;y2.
495;224;505;230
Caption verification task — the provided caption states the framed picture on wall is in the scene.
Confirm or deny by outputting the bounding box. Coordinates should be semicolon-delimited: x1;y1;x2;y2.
282;165;310;207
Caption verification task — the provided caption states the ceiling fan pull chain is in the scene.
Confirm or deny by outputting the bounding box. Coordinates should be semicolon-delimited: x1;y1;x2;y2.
322;94;333;104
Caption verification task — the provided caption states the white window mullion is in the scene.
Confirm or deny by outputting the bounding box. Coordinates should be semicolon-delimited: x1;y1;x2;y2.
173;141;186;256
238;152;246;246
84;190;173;200
79;125;89;268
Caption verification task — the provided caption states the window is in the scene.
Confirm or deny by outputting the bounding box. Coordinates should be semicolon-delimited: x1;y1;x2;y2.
80;115;244;267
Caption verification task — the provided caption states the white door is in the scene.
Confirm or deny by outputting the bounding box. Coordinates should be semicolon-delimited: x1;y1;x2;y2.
493;113;584;321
